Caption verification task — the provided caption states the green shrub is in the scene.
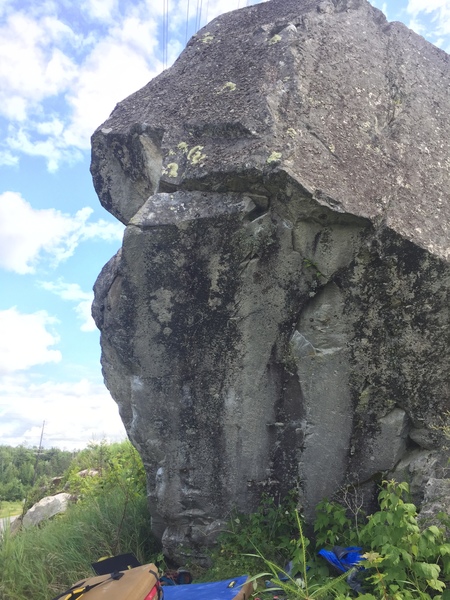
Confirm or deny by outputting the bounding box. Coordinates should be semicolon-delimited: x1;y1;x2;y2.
65;439;146;500
247;509;352;599
204;491;299;580
313;481;450;599
314;497;359;549
356;481;450;599
209;480;450;599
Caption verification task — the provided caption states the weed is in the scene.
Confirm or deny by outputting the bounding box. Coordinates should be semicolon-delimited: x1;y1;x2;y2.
303;258;324;280
204;492;298;580
247;510;352;599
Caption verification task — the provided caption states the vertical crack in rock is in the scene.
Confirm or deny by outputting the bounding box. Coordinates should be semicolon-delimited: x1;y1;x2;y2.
91;0;450;561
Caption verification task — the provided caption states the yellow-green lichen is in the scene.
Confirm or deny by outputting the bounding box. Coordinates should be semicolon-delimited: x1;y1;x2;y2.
187;145;206;165
357;388;371;411
163;163;179;178
201;32;214;43
218;81;236;93
267;151;282;164
287;128;297;138
268;34;282;45
168;149;176;156
177;142;188;153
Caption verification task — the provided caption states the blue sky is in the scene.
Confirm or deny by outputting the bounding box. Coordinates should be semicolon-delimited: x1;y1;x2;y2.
0;0;449;450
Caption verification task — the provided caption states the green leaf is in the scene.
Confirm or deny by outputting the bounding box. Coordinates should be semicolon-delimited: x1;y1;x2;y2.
413;561;441;580
399;549;412;566
244;572;274;587
428;579;446;592
440;544;450;556
428;525;442;536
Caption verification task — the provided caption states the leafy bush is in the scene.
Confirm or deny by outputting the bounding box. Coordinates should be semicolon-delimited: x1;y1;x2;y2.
209;480;450;599
247;509;351;599
356;481;450;599
64;439;146;501
205;491;299;580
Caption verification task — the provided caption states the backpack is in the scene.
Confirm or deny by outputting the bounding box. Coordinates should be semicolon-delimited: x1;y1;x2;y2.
51;562;161;600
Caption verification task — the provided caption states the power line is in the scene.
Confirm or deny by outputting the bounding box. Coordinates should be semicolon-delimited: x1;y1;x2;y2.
167;0;170;68
162;0;165;68
195;0;201;32
31;421;45;488
185;0;190;44
163;0;169;69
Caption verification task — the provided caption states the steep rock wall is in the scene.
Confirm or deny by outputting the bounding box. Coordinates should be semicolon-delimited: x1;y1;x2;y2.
91;0;450;562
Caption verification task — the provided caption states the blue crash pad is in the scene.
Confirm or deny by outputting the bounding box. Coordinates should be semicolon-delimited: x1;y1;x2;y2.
163;576;249;600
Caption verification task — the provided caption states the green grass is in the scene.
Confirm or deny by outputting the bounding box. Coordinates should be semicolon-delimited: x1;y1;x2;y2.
0;501;23;519
0;487;159;600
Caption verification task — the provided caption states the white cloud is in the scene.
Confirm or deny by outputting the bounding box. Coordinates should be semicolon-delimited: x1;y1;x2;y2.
35;118;65;137
0;4;161;167
406;0;450;38
81;0;119;23
63;39;159;150
407;0;450;15
40;280;96;332
0;12;78;118
0;149;19;166
81;218;125;242
6;127;83;172
0;0;13;17
0;0;269;169
0;307;61;374
75;299;97;332
408;17;430;35
0;191;123;274
1;96;28;122
0;376;126;449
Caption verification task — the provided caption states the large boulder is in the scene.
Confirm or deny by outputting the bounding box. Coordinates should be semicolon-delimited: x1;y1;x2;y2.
22;493;73;528
91;0;450;561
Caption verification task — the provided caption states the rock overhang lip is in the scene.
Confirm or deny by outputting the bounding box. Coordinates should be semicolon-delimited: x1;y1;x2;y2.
90;0;450;259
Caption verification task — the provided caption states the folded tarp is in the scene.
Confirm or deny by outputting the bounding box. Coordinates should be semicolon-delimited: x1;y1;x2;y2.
163;576;252;600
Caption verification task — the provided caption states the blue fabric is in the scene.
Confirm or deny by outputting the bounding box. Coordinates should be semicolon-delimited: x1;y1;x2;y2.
318;549;347;572
318;546;364;573
160;576;177;586
318;546;366;593
163;576;249;600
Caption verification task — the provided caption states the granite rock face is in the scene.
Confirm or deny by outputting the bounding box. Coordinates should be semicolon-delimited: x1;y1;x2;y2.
91;0;450;561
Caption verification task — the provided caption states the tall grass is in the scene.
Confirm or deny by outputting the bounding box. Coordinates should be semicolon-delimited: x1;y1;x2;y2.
0;485;159;600
0;502;23;519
